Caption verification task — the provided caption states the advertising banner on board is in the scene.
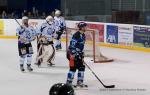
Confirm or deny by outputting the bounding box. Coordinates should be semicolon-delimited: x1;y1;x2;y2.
87;23;104;42
118;24;133;46
106;25;118;44
134;26;150;48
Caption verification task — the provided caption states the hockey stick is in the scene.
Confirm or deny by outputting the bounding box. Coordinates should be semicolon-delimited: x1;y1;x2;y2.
15;19;22;27
84;61;115;88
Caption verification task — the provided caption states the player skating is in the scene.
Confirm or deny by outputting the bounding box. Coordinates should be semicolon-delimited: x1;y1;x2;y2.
66;22;88;88
16;16;37;72
54;10;66;50
35;16;56;67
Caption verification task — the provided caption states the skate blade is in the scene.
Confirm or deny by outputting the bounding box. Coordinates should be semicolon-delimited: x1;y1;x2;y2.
73;85;88;90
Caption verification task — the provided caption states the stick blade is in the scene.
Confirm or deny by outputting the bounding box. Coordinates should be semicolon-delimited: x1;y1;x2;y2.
104;85;115;88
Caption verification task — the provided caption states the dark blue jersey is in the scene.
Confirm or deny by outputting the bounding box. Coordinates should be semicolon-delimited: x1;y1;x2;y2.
69;31;86;55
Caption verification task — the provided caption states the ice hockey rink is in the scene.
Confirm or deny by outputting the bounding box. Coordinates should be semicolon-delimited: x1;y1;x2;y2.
0;39;150;95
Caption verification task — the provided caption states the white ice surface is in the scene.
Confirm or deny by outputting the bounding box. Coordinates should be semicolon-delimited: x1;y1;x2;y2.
0;39;150;95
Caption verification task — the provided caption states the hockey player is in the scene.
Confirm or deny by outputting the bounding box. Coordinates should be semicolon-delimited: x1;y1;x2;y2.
54;10;66;50
66;22;87;87
35;16;55;66
16;16;37;72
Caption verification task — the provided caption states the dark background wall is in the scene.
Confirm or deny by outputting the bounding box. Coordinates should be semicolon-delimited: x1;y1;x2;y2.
26;0;61;12
0;0;150;24
7;0;27;12
61;0;111;16
0;0;61;13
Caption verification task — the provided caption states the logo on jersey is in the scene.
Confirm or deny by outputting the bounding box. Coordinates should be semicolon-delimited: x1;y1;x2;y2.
47;28;54;35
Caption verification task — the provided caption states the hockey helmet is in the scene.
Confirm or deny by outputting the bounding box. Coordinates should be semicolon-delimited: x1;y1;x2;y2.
77;22;87;29
46;15;53;24
22;16;29;25
22;16;28;20
49;83;75;95
55;10;61;16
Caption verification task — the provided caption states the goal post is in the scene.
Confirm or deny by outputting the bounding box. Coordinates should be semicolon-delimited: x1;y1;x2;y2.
66;28;113;63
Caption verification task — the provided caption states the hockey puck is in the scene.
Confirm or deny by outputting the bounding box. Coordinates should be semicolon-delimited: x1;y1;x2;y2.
91;60;93;61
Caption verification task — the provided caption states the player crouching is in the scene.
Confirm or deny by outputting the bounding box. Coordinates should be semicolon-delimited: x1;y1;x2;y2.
35;16;55;67
66;22;87;87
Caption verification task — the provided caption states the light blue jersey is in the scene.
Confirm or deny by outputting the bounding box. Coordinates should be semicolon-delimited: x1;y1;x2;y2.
39;22;55;42
16;25;37;44
54;16;66;32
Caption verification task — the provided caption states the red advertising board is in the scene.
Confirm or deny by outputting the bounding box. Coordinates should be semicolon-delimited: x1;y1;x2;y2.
87;23;104;42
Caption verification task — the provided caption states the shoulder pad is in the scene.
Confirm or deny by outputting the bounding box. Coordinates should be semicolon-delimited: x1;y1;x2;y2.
73;31;81;39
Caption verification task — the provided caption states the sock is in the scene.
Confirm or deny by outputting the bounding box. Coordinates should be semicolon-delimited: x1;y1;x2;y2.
19;55;26;65
55;40;59;47
77;71;84;82
67;71;75;83
26;54;32;65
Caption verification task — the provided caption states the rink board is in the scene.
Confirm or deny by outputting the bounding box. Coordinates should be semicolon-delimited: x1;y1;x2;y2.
0;19;150;52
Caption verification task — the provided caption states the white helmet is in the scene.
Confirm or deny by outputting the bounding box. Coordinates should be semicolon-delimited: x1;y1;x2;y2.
22;16;29;25
55;10;61;16
22;16;28;20
46;16;53;24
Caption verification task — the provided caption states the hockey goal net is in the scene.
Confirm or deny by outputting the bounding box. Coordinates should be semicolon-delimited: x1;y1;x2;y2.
66;28;113;63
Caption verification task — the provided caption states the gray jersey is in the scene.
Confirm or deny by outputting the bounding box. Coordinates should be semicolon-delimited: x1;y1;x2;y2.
16;25;37;44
